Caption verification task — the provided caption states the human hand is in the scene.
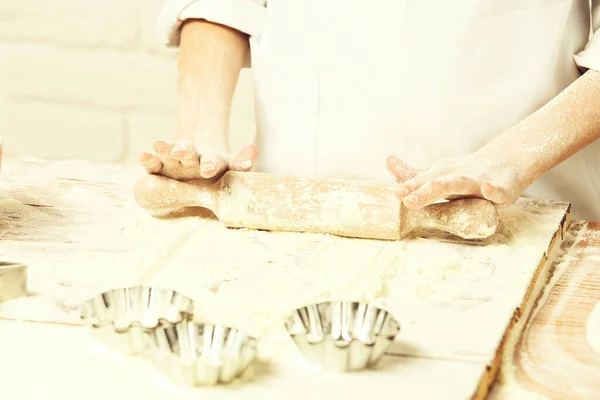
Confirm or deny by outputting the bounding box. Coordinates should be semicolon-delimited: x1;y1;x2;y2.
141;18;255;182
140;140;257;181
386;151;529;210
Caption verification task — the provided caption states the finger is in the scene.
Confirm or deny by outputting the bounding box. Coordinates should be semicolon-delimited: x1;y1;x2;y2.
139;152;163;174
229;144;258;171
481;182;507;204
480;167;523;205
152;140;178;167
403;175;480;209
481;181;519;205
173;142;201;169
396;170;435;198
199;150;228;179
171;140;199;166
386;155;418;183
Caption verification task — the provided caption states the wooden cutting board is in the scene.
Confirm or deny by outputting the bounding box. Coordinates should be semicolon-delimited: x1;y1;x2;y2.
0;157;572;399
490;221;600;399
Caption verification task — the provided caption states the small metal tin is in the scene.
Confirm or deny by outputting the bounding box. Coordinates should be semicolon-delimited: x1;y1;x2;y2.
0;262;28;303
285;301;400;371
147;319;257;386
80;286;194;355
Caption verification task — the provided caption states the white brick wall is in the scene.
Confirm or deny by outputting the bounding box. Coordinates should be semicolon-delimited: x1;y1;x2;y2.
0;0;256;164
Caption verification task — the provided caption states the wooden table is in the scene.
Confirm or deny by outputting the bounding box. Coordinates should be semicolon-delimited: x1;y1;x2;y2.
1;157;599;399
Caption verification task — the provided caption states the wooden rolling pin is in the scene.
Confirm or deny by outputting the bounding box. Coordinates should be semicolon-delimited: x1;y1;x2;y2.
134;172;499;240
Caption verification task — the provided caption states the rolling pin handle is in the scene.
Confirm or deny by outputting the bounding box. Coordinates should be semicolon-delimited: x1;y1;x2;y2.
409;198;499;240
134;175;219;214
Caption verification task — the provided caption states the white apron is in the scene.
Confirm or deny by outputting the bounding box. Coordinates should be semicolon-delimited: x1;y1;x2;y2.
248;0;600;220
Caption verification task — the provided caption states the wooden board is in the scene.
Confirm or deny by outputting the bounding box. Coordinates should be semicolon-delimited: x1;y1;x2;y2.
0;157;572;399
490;221;600;399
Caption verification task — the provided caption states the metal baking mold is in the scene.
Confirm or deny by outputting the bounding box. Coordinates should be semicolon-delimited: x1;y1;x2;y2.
80;286;194;355
0;262;28;303
147;319;258;386
285;301;400;371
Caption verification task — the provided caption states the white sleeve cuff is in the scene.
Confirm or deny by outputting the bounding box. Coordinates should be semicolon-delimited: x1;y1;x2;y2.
575;29;600;71
157;0;267;47
575;1;600;71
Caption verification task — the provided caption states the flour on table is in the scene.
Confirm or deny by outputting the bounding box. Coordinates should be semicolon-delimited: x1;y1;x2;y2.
112;198;562;363
0;197;53;234
0;188;567;365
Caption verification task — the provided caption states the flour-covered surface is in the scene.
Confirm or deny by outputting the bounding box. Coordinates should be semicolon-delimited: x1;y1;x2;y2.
0;158;570;399
490;221;600;400
0;320;484;400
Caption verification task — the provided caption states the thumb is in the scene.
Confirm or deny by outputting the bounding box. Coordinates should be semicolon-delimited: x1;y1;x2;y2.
229;144;258;172
199;149;229;179
480;172;522;205
386;155;418;182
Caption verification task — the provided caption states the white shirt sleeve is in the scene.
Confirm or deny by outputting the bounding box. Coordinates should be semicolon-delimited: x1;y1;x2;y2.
157;0;267;47
574;0;600;71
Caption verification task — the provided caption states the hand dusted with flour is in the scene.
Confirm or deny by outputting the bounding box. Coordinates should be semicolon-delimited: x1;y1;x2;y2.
140;20;256;181
390;70;600;210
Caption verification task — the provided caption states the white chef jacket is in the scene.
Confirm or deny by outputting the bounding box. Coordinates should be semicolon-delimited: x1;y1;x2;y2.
158;0;600;220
